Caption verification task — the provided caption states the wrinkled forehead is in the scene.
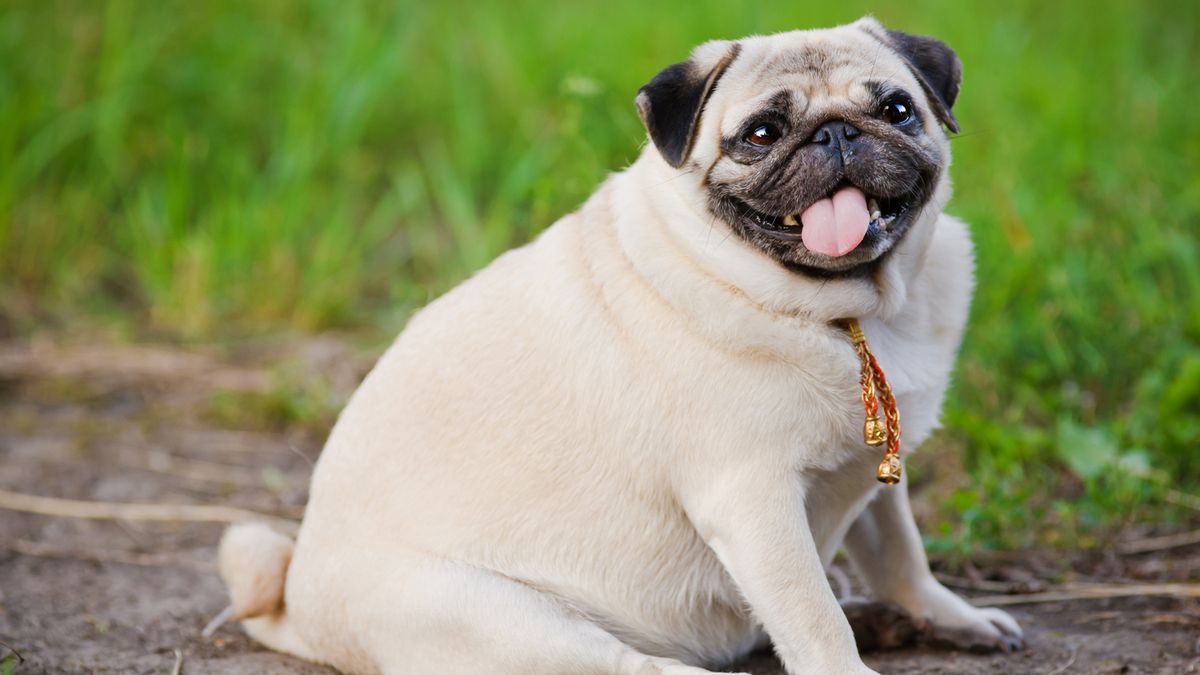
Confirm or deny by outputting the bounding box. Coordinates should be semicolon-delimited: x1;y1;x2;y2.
708;26;920;131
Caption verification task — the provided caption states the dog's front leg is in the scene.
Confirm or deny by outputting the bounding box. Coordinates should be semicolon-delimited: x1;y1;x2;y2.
682;471;877;675
843;475;1023;652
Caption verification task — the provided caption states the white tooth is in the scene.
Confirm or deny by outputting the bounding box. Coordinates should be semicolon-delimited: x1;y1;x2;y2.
870;209;881;221
868;198;879;213
782;214;798;227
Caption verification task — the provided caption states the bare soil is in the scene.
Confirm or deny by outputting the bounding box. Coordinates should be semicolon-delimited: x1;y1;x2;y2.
1;338;1197;675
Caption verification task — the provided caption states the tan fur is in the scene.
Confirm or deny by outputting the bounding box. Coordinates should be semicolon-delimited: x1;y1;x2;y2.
216;17;1019;674
218;522;293;620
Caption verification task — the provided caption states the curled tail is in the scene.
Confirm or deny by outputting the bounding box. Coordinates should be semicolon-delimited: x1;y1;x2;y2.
218;521;294;620
209;522;314;660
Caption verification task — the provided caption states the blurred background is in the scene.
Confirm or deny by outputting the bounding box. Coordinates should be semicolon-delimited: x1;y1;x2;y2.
1;0;1197;553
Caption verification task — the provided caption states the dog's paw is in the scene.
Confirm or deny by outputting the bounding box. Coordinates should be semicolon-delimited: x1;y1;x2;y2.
840;598;920;652
903;579;1024;654
920;609;1023;654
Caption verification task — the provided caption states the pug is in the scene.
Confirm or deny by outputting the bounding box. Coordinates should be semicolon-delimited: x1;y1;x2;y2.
217;16;1022;675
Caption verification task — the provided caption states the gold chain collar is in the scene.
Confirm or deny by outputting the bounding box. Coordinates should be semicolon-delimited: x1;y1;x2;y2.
843;318;903;485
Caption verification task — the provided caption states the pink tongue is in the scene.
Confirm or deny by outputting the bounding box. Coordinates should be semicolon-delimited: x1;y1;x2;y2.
799;186;870;257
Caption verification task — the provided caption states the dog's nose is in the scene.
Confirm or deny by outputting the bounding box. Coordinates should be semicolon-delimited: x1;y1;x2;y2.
810;120;861;146
810;120;861;166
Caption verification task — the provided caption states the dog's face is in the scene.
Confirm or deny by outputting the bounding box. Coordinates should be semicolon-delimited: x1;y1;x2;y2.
636;18;962;277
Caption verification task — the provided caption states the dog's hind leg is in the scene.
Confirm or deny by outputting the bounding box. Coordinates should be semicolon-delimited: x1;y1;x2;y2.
343;554;748;675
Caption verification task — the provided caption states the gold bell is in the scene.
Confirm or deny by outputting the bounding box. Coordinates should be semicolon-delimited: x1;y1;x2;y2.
863;415;886;446
876;453;902;485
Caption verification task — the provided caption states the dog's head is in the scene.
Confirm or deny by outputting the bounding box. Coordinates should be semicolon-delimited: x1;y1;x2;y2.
635;18;961;278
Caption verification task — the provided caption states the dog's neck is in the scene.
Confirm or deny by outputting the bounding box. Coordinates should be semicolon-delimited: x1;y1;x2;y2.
608;149;948;331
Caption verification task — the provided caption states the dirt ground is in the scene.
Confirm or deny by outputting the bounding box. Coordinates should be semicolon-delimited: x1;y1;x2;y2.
1;338;1198;675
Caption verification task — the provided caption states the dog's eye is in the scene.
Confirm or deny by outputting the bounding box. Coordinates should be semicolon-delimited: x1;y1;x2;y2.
881;97;914;126
745;124;782;146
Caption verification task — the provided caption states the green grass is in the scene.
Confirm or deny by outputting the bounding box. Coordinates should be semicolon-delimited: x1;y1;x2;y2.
2;0;1197;548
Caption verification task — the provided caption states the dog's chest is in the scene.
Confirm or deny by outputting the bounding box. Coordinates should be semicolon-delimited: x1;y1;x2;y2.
669;317;939;473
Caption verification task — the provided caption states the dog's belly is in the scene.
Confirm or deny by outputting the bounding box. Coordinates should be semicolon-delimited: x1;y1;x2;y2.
503;495;763;665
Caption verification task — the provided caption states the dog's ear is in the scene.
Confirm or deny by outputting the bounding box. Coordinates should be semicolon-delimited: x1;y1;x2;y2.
635;42;740;168
884;29;962;133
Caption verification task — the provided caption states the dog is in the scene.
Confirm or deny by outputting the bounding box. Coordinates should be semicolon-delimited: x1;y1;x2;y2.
217;17;1023;674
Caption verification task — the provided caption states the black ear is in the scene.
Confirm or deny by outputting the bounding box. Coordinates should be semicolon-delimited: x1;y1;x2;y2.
635;44;740;168
886;30;962;133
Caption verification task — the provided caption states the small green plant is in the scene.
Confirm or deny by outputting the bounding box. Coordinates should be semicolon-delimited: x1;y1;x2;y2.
204;363;343;435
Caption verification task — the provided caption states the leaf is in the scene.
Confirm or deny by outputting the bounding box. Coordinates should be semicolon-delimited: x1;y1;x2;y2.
1055;417;1119;480
1115;450;1153;478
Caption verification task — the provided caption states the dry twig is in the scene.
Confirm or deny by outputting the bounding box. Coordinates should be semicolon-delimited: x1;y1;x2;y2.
1117;528;1200;555
1165;488;1200;512
0;640;25;665
934;572;1027;593
972;582;1200;607
4;539;214;571
0;487;298;534
202;606;236;639
133;453;263;488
